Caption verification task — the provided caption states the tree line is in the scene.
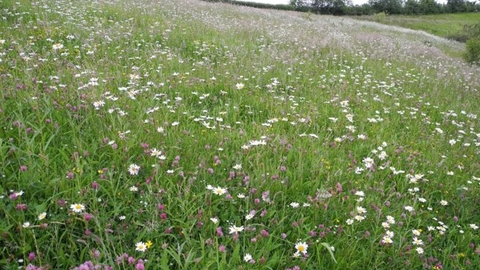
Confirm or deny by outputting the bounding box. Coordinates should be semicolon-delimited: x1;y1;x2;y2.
294;0;480;16
202;0;480;16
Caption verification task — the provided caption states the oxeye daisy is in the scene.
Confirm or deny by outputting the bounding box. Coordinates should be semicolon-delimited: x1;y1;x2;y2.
386;215;395;224
213;186;227;195
70;203;85;213
233;164;242;170
235;83;245;90
52;43;64;51
128;164;140;175
150;148;162;158
412;229;422;236
243;253;253;263
412;237;424;246
245;213;254;220
354;190;365;197
382;236;393;244
290;202;300;208
228;225;244;234
356;206;367;214
295;242;308;255
354;215;365;222
93;100;105;110
38;212;47;220
135;242;147;252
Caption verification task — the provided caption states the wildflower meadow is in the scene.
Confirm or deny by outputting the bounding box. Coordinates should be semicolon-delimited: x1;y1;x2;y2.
1;0;480;269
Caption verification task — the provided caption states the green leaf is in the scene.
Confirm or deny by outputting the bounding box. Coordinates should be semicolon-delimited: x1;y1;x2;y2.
35;203;47;213
160;248;169;269
321;242;337;263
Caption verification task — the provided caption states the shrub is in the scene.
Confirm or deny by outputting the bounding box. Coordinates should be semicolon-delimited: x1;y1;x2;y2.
463;22;480;39
374;12;387;23
464;36;480;65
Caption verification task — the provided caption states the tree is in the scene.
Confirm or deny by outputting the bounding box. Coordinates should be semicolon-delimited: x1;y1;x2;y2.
293;0;315;8
465;1;478;12
419;0;442;14
404;0;421;14
447;0;467;12
369;0;404;14
311;0;348;15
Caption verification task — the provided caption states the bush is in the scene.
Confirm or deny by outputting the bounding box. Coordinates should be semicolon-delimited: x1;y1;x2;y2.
447;22;480;43
374;12;387;23
464;36;480;65
463;22;480;39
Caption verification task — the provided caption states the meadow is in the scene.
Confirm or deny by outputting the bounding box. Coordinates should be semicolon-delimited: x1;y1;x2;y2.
1;0;480;269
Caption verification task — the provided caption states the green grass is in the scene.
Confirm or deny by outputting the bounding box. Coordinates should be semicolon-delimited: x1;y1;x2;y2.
1;0;480;269
354;12;480;37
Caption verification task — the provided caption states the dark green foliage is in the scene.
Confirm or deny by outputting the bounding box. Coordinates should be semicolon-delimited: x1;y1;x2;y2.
447;0;467;13
369;0;404;14
307;0;348;15
418;0;444;14
233;2;295;11
344;4;375;15
464;36;480;64
202;0;480;16
404;0;422;15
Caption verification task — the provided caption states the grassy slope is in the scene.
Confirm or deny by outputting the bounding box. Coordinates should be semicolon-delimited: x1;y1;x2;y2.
1;0;480;269
353;12;480;37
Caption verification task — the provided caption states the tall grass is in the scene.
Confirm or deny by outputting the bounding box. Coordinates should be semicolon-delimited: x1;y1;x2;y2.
1;0;480;269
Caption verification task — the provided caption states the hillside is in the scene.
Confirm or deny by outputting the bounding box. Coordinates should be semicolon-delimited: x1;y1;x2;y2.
1;0;480;269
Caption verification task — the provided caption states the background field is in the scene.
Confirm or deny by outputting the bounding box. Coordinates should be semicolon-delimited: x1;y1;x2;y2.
1;0;480;269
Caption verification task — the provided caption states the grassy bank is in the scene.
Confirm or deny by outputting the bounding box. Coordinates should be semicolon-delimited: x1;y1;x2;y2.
1;0;480;269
